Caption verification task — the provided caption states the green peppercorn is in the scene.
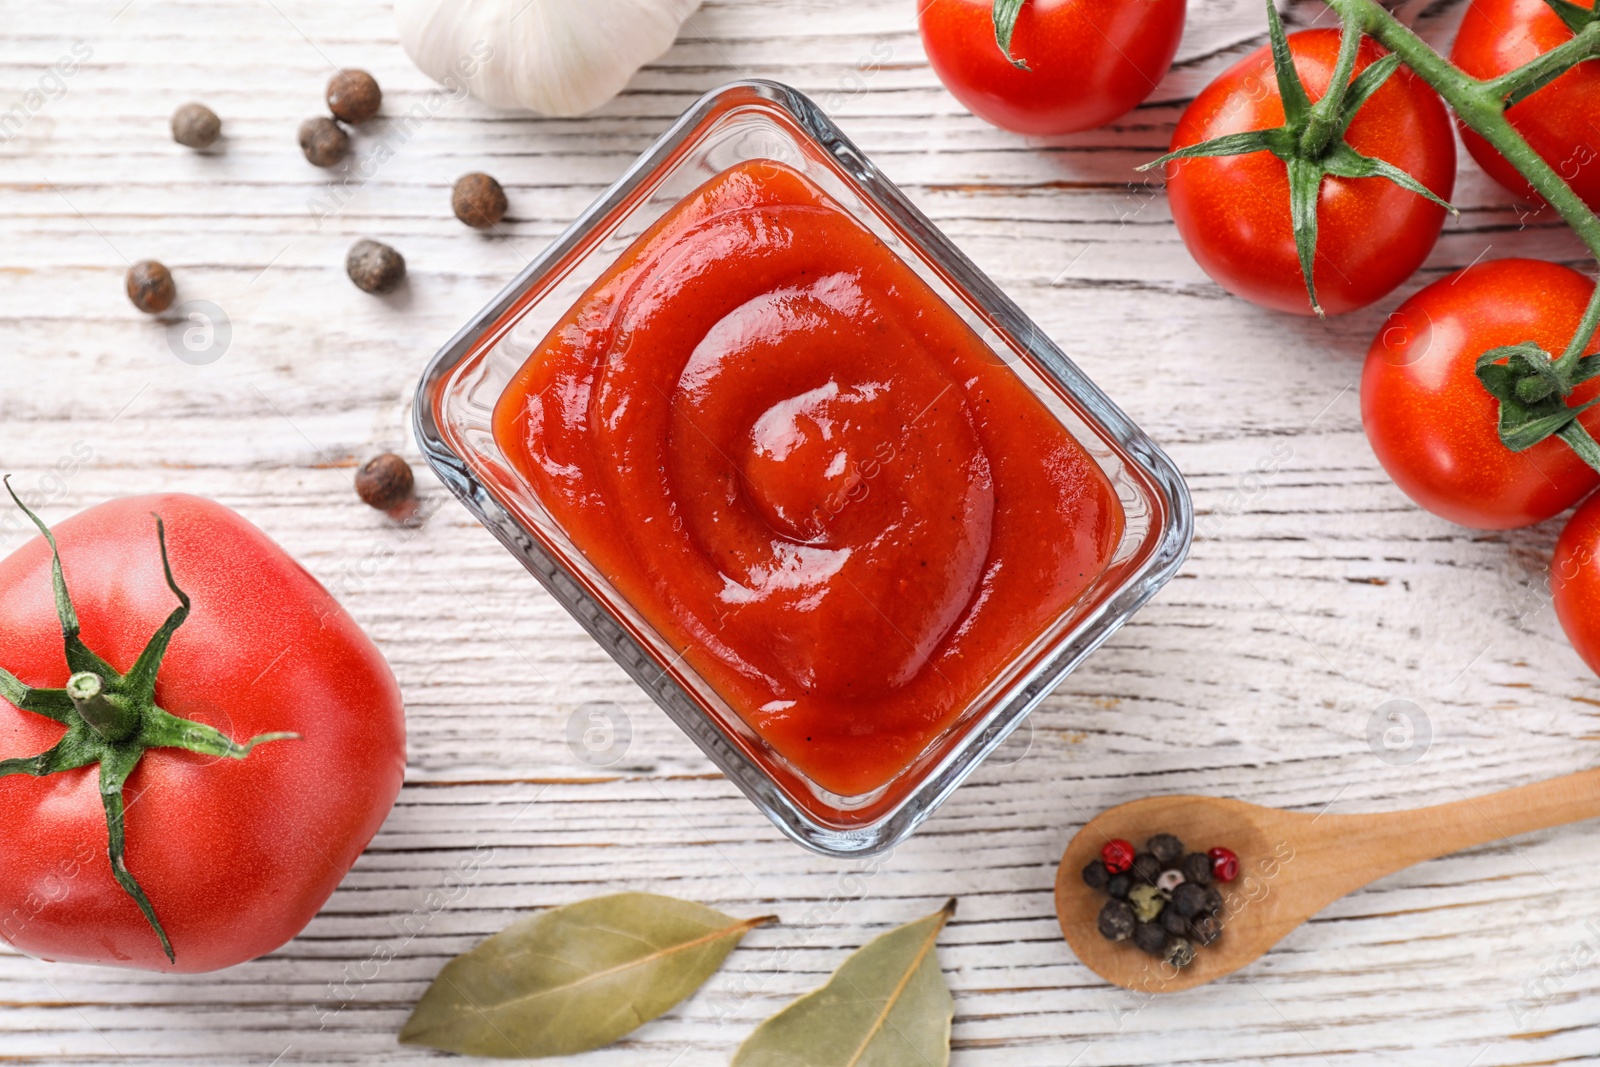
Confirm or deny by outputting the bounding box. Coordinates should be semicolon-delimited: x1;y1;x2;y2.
1128;883;1166;923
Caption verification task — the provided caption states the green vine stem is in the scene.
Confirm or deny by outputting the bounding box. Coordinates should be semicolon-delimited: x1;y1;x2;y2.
1322;0;1600;324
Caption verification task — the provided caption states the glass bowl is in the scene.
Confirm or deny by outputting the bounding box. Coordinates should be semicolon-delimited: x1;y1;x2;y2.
413;80;1192;857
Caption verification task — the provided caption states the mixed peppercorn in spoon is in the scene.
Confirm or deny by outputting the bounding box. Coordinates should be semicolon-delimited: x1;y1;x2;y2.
1083;833;1239;969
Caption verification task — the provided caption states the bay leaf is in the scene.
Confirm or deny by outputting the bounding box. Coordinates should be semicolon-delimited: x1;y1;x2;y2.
399;892;774;1058
731;899;956;1067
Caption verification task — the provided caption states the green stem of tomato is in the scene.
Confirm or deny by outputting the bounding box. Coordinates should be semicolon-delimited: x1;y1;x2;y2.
1484;19;1600;107
1323;0;1600;364
66;671;138;742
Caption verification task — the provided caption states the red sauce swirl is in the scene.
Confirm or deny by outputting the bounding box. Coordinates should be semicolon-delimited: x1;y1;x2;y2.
494;161;1123;795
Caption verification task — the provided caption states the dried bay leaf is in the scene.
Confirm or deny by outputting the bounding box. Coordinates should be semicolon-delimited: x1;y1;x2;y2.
732;899;956;1067
399;892;773;1058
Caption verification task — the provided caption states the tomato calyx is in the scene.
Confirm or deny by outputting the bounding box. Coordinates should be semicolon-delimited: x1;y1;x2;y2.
0;480;300;963
990;0;1031;70
1140;0;1457;317
1543;0;1599;37
1476;333;1600;471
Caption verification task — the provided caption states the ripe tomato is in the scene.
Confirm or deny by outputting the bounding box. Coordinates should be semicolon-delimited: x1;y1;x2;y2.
0;494;405;972
1450;0;1600;212
1360;259;1600;529
1553;491;1600;676
917;0;1186;136
1165;30;1456;316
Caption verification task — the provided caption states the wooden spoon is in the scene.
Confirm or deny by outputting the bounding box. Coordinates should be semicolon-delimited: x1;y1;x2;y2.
1054;769;1600;993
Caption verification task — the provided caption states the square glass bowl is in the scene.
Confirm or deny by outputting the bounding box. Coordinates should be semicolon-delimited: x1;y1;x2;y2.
414;80;1192;857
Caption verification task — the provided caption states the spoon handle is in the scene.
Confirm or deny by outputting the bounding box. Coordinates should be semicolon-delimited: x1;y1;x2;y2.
1329;767;1600;879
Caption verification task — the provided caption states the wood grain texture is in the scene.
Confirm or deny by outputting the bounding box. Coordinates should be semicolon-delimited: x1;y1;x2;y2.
2;0;1599;1063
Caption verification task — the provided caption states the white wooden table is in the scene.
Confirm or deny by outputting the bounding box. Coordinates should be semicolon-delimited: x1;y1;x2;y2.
3;0;1599;1062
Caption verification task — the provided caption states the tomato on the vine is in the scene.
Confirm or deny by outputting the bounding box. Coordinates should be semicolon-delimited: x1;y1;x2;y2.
1360;258;1600;529
1450;0;1600;213
917;0;1186;136
1164;29;1456;316
0;493;406;971
1553;490;1600;676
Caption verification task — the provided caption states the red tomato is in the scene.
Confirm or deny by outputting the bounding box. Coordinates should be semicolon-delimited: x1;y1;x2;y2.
0;494;405;971
1450;0;1600;213
1165;30;1456;316
917;0;1186;136
1360;259;1600;529
1553;491;1600;676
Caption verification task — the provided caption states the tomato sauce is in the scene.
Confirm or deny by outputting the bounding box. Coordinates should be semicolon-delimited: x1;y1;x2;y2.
493;161;1123;796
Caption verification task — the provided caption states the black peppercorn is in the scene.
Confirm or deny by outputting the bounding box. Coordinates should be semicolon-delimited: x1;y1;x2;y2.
1131;920;1168;958
1097;898;1135;942
1170;881;1208;919
1130;852;1163;886
298;116;349;167
1081;860;1110;891
1105;872;1132;899
326;69;381;124
1188;912;1223;946
346;239;405;294
452;172;508;230
125;260;175;314
171;102;221;149
1163;936;1196;969
1146;833;1184;867
1181;851;1213;886
1160;906;1190;936
355;453;414;511
1202;885;1226;918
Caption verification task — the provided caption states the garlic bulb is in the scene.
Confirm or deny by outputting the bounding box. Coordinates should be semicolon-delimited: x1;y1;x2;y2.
395;0;702;117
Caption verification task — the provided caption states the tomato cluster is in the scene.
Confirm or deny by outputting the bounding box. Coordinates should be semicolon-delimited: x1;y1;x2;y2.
920;0;1600;671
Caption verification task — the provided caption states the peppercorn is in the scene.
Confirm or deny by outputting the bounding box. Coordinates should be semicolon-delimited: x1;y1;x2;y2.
1081;860;1111;891
453;172;509;230
1163;936;1196;969
355;453;414;511
171;102;221;149
298;116;349;167
1146;833;1184;867
1130;852;1163;886
1097;898;1135;942
346;238;405;294
1100;839;1135;874
1209;846;1240;883
1131;920;1168;958
1202;885;1226;918
1105;872;1132;900
326;69;382;124
1128;882;1165;923
125;260;175;314
1188;912;1223;947
1181;851;1213;886
1156;868;1185;893
1170;881;1208;919
1160;906;1190;936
